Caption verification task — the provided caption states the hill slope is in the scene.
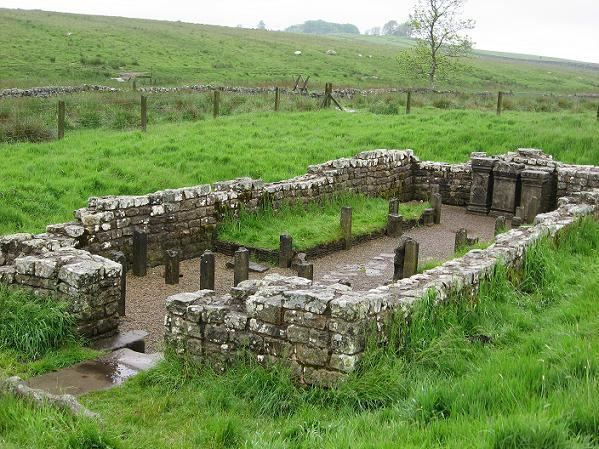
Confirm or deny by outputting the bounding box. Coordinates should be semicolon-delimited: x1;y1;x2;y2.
1;8;598;92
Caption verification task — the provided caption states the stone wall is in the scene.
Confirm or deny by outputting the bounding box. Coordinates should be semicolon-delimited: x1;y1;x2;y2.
412;160;472;205
0;230;121;339
164;188;599;386
76;150;416;266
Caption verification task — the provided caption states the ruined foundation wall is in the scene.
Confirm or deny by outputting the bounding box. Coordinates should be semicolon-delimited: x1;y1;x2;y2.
75;150;416;266
164;187;599;386
0;230;121;339
412;160;472;205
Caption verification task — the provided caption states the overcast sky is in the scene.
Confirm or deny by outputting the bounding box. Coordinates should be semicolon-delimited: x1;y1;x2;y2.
2;0;598;63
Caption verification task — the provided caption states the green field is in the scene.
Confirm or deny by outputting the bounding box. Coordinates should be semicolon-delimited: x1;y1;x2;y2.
1;8;599;91
1;109;597;235
1;218;598;449
217;195;428;251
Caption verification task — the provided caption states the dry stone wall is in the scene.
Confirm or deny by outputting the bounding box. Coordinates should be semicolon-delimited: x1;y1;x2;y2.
164;188;599;386
0;229;121;339
76;150;417;266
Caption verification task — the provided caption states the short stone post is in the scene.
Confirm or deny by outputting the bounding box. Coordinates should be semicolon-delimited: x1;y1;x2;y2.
279;234;293;268
423;208;435;226
341;206;352;250
388;198;399;215
132;230;147;277
297;262;313;281
57;100;65;140
234;247;250;286
387;214;403;237
431;193;442;224
495;216;507;235
454;228;468;253
511;216;522;228
165;249;180;285
213;90;220;118
140;95;147;132
113;251;127;316
200;250;215;290
393;236;419;281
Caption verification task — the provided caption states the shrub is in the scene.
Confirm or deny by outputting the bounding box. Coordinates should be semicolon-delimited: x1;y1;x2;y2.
0;119;54;143
0;286;77;359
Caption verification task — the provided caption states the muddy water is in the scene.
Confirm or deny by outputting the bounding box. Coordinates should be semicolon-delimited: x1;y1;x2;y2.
27;349;162;396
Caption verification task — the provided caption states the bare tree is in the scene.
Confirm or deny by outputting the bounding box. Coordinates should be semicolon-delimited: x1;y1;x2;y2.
399;0;474;87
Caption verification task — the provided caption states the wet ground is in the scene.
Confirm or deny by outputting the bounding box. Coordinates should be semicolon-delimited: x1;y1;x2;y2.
27;349;163;396
121;205;497;351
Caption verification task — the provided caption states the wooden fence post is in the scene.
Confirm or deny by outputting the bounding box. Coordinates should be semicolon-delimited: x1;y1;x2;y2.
140;95;147;132
497;91;503;116
213;90;220;118
274;87;280;112
406;90;412;114
596;103;599;121
57;100;65;139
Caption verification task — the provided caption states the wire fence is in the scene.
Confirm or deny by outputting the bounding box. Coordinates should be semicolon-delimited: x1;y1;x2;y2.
1;85;598;143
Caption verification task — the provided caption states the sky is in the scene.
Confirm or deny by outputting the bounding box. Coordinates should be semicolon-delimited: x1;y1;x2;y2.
1;0;598;63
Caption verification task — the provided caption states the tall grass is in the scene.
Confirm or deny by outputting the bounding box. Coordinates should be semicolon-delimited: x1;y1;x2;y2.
1;110;597;236
0;286;77;359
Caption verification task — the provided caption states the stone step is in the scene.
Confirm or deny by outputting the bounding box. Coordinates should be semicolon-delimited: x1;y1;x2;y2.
92;330;148;353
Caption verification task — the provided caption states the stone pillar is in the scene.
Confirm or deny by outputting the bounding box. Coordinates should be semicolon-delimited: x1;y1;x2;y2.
454;228;468;253
393;237;419;281
132;230;147;277
278;234;293;268
467;156;495;215
495;216;507;235
297;262;313;281
341;206;352;250
200;250;215;290
388;198;399;215
431;193;442;224
165;249;180;285
387;214;403;237
423;208;435;226
234;247;249;286
490;162;521;217
112;251;127;316
511;216;522;228
520;170;551;223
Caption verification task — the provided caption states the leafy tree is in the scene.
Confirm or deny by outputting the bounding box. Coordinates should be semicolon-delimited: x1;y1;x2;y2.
398;0;474;87
257;20;266;30
383;20;413;37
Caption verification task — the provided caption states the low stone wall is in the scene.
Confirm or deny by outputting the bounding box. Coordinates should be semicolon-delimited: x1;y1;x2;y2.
0;231;121;339
0;85;119;98
164;189;599;386
76;150;416;265
412;160;471;205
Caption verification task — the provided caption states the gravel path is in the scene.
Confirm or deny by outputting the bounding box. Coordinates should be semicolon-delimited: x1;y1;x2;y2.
120;205;498;351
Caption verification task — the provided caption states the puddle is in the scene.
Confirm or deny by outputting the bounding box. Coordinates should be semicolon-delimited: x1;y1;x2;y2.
27;349;163;396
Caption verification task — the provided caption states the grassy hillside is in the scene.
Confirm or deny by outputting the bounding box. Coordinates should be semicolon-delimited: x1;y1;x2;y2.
1;8;599;92
0;109;597;235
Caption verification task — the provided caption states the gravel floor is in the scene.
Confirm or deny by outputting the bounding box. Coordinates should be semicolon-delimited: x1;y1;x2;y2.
120;205;498;351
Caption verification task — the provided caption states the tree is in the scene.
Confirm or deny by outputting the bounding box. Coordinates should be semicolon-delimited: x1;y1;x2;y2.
398;0;474;87
364;27;381;36
257;20;266;30
382;20;399;35
383;20;413;37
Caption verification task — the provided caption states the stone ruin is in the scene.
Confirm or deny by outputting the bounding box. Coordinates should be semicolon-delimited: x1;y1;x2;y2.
0;148;598;383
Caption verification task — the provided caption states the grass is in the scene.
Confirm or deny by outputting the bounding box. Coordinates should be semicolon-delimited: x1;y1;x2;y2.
1;109;598;235
1;216;597;448
418;240;494;273
0;285;100;379
2;89;597;143
217;195;428;251
1;9;599;92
